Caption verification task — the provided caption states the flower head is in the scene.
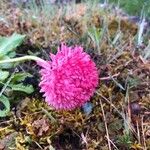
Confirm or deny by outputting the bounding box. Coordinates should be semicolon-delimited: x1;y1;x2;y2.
38;43;99;110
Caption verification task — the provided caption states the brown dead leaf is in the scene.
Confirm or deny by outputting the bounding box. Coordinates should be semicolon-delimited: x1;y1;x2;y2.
32;118;50;137
16;97;31;118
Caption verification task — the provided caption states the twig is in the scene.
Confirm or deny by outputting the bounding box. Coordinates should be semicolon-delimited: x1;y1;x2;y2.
107;137;119;150
34;141;44;150
96;91;136;134
141;116;147;150
96;91;123;117
136;120;141;144
100;73;120;80
100;98;111;150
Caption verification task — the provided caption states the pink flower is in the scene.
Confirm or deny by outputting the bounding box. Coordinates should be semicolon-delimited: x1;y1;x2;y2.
37;43;99;110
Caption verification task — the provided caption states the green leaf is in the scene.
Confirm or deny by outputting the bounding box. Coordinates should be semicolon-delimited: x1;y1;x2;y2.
10;83;34;94
11;73;33;84
0;56;14;69
0;70;9;81
88;27;102;46
0;95;10;117
117;133;133;148
0;33;25;58
127;76;140;88
109;119;123;131
8;51;16;58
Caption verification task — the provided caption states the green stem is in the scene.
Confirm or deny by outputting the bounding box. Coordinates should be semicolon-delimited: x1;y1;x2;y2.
0;56;45;64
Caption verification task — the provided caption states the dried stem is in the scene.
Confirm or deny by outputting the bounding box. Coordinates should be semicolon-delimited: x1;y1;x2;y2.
100;98;112;150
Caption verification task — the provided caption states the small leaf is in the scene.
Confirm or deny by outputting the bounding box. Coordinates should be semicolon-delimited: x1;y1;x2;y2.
109;119;123;131
0;70;9;81
0;33;25;58
127;76;140;88
11;73;33;84
88;27;102;48
0;95;10;117
10;83;34;94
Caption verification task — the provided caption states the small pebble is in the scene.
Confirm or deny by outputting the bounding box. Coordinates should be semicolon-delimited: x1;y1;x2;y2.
82;102;93;116
130;102;141;115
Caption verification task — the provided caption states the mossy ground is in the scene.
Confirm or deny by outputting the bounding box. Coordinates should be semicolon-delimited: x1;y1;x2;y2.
0;1;150;149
